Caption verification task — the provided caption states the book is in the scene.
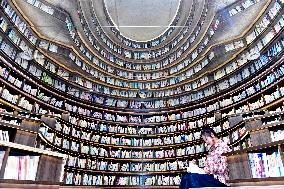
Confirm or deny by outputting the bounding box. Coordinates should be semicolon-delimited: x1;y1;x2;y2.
4;155;40;180
186;162;206;174
249;151;284;178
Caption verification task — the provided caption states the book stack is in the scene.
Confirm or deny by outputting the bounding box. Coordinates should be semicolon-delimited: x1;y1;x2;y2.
270;129;284;142
4;155;40;180
0;129;9;141
248;151;284;178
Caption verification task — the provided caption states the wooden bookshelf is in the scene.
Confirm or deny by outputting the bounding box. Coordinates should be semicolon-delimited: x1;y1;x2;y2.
0;179;61;189
9;0;282;93
0;0;282;115
229;177;284;186
0;0;283;187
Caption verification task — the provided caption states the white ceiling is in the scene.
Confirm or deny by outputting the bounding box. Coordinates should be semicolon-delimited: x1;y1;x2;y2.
104;0;181;42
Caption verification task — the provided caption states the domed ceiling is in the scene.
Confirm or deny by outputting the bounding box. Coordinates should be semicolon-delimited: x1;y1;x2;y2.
11;0;270;110
104;0;181;42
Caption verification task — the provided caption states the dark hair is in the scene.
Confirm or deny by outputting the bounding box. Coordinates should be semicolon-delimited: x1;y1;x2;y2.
201;127;218;138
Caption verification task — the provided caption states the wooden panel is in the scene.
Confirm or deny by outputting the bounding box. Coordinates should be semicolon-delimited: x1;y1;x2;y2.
245;119;262;130
228;154;240;180
0;179;61;188
14;130;37;147
21;120;40;132
240;153;252;179
61;113;70;122
0;148;9;179
41;116;57;129
227;153;251;180
214;112;222;121
228;116;243;127
250;129;271;146
229;177;284;186
36;155;63;182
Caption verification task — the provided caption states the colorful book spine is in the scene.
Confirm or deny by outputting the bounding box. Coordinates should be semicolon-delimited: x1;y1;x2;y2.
249;151;284;178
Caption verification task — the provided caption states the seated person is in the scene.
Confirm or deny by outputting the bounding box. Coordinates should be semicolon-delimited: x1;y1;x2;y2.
179;128;231;188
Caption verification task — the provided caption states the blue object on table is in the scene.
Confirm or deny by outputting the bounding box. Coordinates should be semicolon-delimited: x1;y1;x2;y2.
179;173;227;188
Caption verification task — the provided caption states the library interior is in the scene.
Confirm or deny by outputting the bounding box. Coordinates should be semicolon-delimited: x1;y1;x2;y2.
0;0;283;188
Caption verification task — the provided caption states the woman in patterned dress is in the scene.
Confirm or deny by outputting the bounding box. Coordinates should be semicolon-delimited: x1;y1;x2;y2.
179;128;231;188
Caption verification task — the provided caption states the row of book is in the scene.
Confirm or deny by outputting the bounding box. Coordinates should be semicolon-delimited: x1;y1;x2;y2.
34;34;283;105
0;129;9;141
0;16;8;32
0;3;280;108
0;81;50;114
64;172;181;186
270;129;284;142
3;155;40;180
1;38;281;133
0;0;284;100
54;123;224;147
0;37;17;60
39;128;206;157
0;43;248;126
246;0;283;44
3;65;63;110
15;28;281;110
65;158;201;172
23;0;282;91
0;116;20;126
116;175;181;186
0;0;37;45
67;58;284;116
15;41;208;108
40;124;204;151
26;0;54;15
80;3;184;60
248;151;284;178
1;47;284;131
215;8;284;81
228;0;262;17
66;115;222;133
82;133;200;147
75;0;215;76
39;143;176;159
64;62;284;118
225;40;245;52
42;37;213;90
64;155;206;171
0;0;283;122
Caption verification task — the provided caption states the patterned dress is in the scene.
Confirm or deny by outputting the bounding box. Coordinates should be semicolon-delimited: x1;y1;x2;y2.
204;139;231;185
